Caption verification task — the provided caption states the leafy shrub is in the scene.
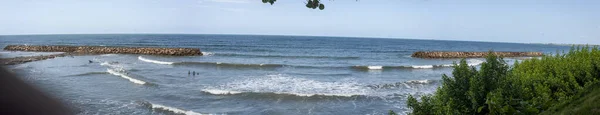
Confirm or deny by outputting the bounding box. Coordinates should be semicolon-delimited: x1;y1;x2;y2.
406;46;600;114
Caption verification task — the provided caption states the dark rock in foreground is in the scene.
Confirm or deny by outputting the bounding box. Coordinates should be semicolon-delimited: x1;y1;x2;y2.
412;51;543;58
4;45;203;56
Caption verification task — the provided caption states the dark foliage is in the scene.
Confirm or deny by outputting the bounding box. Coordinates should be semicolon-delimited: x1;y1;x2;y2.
406;46;600;114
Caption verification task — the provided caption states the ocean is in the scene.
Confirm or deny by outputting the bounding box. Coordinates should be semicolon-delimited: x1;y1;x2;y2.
0;34;570;115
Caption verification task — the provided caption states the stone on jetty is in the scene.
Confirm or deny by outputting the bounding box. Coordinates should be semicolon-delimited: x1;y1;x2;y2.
3;45;203;56
411;51;542;58
0;53;68;65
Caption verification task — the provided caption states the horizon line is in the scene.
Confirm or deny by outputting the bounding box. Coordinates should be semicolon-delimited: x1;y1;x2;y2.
0;33;594;46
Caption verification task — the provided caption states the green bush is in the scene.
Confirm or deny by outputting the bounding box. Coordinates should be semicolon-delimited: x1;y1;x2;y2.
406;46;600;115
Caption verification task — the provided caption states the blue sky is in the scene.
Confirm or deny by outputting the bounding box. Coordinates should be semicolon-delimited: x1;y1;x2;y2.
1;0;599;44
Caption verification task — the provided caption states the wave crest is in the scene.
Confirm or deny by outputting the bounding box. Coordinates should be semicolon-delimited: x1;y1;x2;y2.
215;53;360;60
367;80;439;89
352;59;484;70
106;69;146;85
467;59;484;66
140;101;209;115
138;56;174;65
411;65;434;69
202;52;214;56
201;89;242;95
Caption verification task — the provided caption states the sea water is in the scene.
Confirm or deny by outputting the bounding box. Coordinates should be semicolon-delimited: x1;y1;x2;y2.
0;34;570;115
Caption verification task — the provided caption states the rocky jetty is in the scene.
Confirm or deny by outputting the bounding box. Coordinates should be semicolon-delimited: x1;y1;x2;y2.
0;53;69;65
4;45;203;56
412;51;543;58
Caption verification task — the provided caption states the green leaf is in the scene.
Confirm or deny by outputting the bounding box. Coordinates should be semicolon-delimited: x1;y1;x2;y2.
319;4;325;10
388;110;397;115
477;106;485;112
306;0;313;8
268;0;275;5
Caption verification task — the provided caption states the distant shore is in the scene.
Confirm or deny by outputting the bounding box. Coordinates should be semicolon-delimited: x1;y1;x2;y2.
527;43;600;46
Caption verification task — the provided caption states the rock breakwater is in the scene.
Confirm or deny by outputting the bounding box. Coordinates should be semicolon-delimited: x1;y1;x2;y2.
0;53;69;65
412;51;543;58
3;45;203;56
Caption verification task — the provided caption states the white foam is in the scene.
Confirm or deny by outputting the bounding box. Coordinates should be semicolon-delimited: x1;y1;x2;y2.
202;52;214;56
467;59;484;66
367;66;383;70
100;62;110;66
106;69;146;85
406;80;431;84
412;65;434;69
149;103;205;115
138;56;174;65
201;89;242;95
100;61;126;71
202;74;370;97
435;59;485;67
101;54;117;56
443;64;454;67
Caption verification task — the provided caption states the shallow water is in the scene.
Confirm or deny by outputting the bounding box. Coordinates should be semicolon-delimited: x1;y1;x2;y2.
0;34;570;115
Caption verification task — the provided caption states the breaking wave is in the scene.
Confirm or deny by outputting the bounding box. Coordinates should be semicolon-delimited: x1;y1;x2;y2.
467;59;484;66
200;89;243;95
106;69;146;85
202;74;370;97
352;59;484;70
202;52;214;56
136;56;484;70
411;65;434;69
366;80;440;89
352;65;443;70
138;56;174;65
202;75;441;98
367;66;383;70
140;101;211;115
214;53;360;60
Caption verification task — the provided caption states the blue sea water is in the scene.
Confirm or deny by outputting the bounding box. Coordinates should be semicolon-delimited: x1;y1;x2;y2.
0;34;570;115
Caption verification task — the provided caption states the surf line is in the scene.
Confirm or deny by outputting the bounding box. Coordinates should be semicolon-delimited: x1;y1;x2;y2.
106;69;147;85
138;56;175;65
142;101;210;115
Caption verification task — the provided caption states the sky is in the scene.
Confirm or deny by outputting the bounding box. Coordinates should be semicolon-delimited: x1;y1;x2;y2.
0;0;599;44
